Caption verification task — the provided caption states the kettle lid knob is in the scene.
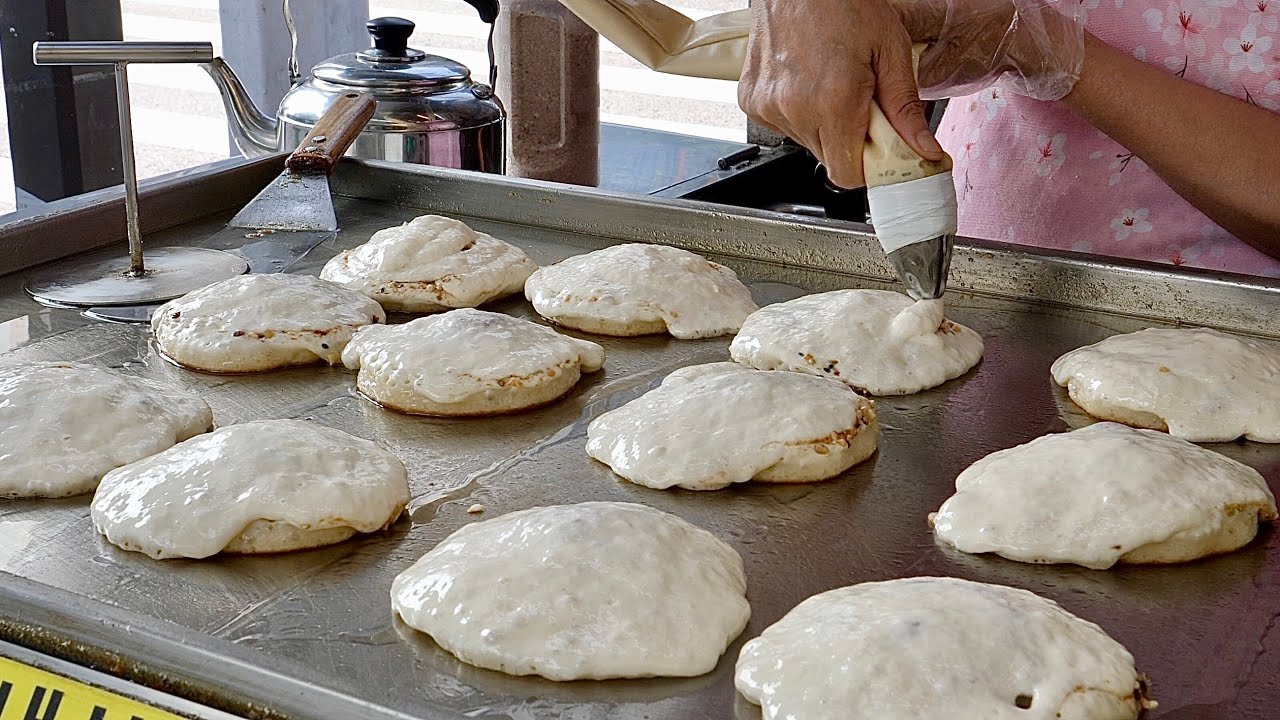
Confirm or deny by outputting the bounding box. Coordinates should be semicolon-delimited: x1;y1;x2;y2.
362;17;424;62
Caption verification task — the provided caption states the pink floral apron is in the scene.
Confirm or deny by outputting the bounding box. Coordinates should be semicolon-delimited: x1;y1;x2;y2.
936;0;1280;277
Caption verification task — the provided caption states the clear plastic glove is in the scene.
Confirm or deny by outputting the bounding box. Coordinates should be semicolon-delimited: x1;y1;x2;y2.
894;0;1087;101
739;0;946;189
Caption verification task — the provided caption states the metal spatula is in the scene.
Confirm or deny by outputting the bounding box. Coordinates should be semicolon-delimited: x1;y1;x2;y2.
85;92;376;323
200;91;377;272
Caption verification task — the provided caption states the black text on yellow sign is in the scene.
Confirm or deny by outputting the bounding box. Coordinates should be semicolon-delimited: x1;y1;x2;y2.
0;656;186;720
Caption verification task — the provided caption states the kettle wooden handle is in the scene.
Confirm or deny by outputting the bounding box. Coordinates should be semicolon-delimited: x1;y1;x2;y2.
285;92;377;174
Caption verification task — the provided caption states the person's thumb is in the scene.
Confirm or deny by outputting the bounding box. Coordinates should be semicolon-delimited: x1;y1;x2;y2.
873;38;945;162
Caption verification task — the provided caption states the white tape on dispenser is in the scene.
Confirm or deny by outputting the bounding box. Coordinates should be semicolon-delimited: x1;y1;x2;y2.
865;171;959;254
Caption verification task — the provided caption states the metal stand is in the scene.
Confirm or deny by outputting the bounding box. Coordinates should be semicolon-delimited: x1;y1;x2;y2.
23;42;248;307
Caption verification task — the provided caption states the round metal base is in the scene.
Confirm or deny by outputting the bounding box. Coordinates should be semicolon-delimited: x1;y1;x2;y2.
81;305;159;324
25;247;248;307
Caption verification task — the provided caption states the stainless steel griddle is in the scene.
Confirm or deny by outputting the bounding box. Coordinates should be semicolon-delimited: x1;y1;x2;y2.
0;158;1278;720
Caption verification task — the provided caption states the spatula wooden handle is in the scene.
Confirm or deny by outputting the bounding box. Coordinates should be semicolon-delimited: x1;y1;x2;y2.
285;92;377;174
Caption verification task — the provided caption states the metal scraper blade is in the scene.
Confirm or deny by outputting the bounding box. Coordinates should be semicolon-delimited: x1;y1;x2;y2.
230;170;337;233
201;226;336;274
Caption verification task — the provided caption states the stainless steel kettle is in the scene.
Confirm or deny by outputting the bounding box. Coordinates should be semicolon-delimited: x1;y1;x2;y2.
203;10;505;173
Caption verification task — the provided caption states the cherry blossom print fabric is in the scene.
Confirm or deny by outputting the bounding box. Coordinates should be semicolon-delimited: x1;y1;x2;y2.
936;0;1280;277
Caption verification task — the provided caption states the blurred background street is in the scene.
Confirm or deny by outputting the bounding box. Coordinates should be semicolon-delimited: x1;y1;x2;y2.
0;0;747;214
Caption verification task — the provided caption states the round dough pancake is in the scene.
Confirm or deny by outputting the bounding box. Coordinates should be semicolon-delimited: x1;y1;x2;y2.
523;243;758;339
0;362;213;498
735;577;1151;720
586;362;878;490
730;289;983;395
932;423;1277;569
1051;327;1280;442
341;309;605;416
391;501;750;680
151;274;385;373
320;214;537;313
91;419;409;559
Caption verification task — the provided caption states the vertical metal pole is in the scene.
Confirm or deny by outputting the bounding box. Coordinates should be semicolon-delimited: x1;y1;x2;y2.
112;61;144;276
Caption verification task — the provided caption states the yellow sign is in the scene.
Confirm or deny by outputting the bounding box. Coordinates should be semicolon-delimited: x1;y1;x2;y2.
0;655;186;720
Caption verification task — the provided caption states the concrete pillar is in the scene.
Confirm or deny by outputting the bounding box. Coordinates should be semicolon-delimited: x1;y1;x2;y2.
217;0;370;154
0;0;125;208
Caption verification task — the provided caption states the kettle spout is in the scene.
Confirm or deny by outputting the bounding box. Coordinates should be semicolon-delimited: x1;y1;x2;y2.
201;57;280;157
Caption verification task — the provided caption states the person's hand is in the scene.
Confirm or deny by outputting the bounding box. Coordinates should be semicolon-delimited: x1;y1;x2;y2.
893;0;1086;101
738;0;945;189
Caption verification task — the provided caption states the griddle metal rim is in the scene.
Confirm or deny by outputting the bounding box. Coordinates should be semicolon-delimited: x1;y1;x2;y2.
0;574;416;720
0;158;1277;720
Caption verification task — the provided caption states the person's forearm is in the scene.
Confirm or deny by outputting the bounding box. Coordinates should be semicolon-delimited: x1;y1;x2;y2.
1062;33;1280;259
